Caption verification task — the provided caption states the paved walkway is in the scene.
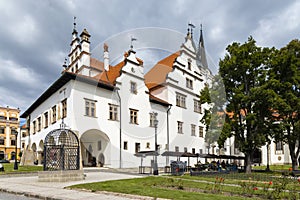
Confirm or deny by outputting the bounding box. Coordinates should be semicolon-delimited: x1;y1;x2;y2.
0;168;160;200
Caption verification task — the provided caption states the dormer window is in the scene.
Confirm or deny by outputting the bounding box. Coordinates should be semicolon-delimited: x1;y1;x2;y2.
130;81;137;94
187;59;192;70
186;78;193;89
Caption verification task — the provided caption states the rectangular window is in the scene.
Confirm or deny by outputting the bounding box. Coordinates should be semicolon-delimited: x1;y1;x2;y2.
130;109;138;124
0;138;4;145
44;112;48;128
52;105;57;123
192;148;195;154
234;137;240;154
199;126;204;137
22;142;25;148
191;124;196;136
0;128;4;134
149;113;157;127
62;99;67;118
199;149;203;154
175;146;179;152
124;141;128;150
130;81;137;94
194;100;201;113
275;141;284;154
33;121;36;134
176;93;186;108
177;121;183;134
109;104;118;121
11;139;16;146
186;78;193;89
85;99;96;117
9;117;18;121
135;143;140;153
37;117;41;131
10;129;16;135
187;60;191;70
184;147;188;152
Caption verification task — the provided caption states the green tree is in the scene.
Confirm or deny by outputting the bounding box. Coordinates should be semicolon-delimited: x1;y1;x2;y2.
219;36;274;173
268;39;300;170
200;74;227;153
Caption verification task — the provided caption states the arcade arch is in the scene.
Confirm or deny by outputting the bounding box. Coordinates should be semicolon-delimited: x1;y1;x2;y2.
80;129;110;167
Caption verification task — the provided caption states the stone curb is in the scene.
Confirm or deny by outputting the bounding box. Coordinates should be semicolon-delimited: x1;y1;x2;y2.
0;188;61;200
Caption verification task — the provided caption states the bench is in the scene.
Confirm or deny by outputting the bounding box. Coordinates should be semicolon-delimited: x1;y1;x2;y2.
139;166;152;174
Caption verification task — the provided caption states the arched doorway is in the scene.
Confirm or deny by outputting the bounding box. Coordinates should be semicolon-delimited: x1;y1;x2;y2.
80;129;110;167
38;140;44;164
32;143;37;164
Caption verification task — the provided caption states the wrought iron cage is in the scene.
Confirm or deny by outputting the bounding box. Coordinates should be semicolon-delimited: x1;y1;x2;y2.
43;128;80;171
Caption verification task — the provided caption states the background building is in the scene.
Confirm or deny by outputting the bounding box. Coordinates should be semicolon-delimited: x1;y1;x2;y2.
0;106;20;161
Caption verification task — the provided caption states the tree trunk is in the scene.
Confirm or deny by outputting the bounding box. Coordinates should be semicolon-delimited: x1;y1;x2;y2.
292;159;298;171
244;153;252;173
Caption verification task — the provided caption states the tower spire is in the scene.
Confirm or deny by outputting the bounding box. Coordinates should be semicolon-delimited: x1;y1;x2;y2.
196;24;208;69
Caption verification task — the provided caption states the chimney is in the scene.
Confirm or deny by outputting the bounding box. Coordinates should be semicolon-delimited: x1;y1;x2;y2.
103;43;109;71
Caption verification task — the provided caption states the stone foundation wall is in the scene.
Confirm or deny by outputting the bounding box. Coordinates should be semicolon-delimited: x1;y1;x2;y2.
38;170;85;182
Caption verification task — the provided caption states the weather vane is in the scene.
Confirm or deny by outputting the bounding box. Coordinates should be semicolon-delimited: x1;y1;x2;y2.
130;36;137;49
73;16;77;30
188;22;196;37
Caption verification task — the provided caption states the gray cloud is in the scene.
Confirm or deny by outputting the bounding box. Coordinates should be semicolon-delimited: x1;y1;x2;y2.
0;0;299;114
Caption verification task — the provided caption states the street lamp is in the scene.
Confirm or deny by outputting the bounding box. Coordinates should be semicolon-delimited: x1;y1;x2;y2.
13;129;18;170
153;112;159;175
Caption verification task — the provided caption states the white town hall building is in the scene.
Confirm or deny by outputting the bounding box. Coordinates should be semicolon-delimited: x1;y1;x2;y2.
20;23;222;169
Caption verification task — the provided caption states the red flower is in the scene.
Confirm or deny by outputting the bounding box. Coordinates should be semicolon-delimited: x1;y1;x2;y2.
269;181;273;185
253;187;258;190
297;177;300;183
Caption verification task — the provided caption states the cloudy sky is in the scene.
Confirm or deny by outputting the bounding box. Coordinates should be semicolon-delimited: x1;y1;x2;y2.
0;0;299;115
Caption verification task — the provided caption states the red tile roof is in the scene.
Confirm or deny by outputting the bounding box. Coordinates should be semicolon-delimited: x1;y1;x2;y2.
93;51;144;85
149;94;171;106
90;57;105;71
144;51;180;90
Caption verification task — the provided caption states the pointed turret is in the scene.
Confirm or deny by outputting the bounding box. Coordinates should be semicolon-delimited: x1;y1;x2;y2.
103;43;109;71
180;23;197;59
68;17;81;73
80;28;91;68
196;24;208;69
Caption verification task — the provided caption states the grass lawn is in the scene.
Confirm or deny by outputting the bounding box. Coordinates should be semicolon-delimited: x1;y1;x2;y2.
69;176;261;200
69;172;300;199
69;176;245;200
0;163;43;174
252;164;292;171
